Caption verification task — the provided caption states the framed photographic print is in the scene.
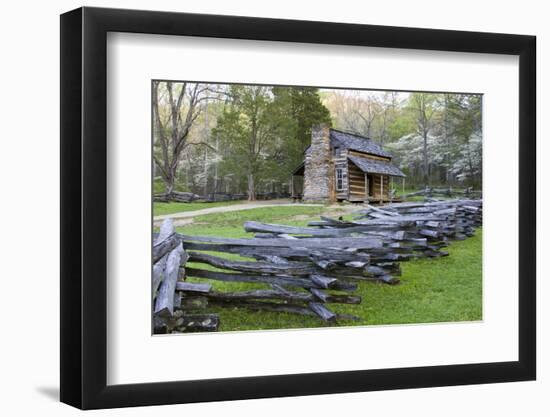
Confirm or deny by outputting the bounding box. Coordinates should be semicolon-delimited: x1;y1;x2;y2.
60;6;536;409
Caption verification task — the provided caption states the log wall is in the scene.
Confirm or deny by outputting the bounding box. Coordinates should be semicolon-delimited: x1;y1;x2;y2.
348;162;366;201
347;161;390;202
369;174;390;201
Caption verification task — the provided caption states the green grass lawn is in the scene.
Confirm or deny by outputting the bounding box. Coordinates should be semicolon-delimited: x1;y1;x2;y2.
172;205;482;332
154;200;246;216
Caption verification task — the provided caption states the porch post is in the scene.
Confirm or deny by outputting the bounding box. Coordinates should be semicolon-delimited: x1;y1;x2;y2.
380;174;383;203
363;173;369;203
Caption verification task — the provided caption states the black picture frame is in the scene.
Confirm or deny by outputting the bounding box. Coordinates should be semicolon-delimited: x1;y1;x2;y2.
60;6;536;410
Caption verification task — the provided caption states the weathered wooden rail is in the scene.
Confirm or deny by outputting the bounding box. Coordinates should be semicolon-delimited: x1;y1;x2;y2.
153;190;289;203
353;199;483;242
153;191;201;203
152;199;482;334
152;220;367;334
401;187;481;199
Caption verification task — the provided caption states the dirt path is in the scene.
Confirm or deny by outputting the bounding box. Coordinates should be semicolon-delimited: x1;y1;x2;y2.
153;200;324;226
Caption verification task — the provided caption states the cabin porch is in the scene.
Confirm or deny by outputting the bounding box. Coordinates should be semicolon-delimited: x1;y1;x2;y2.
347;172;393;203
346;158;404;203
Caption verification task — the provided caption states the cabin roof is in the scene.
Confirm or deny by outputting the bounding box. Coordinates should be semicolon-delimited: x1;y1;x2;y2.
348;155;406;177
304;128;393;158
330;129;392;158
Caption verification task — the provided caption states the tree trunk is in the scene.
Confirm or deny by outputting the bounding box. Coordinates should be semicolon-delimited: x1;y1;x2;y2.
203;146;208;196
422;131;429;185
467;146;475;187
247;173;256;201
214;133;219;193
165;176;175;194
444;94;452;184
166;161;180;194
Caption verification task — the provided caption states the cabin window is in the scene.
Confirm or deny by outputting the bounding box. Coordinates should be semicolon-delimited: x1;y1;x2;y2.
333;147;342;157
336;168;344;191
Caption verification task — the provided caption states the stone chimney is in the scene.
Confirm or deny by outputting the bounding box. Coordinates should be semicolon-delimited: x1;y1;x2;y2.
303;124;334;202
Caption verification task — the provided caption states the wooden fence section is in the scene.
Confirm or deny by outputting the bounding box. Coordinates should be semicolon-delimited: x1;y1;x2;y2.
153;190;290;203
152;219;364;334
353;199;483;242
152;199;482;334
402;187;482;199
153;191;201;203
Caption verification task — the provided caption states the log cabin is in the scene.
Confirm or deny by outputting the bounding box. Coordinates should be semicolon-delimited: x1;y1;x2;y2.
291;124;405;203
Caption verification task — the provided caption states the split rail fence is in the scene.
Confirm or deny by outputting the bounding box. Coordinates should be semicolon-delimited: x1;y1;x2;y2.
401;187;482;199
152;199;482;333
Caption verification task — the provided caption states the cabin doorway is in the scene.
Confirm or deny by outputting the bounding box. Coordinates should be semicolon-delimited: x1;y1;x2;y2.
366;174;374;197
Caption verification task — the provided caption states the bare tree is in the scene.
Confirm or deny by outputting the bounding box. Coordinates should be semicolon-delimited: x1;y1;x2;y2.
152;81;221;195
325;91;385;138
355;95;381;138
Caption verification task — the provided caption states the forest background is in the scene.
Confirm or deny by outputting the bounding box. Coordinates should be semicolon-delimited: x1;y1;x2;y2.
153;81;482;200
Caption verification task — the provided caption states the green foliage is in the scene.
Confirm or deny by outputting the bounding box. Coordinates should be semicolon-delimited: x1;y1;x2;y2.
155;82;483;196
444;94;483;186
213;86;274;199
324;91;482;188
269;86;332;183
213;85;332;198
174;205;482;331
386;111;415;141
272;86;332;149
153;176;190;194
153;178;166;194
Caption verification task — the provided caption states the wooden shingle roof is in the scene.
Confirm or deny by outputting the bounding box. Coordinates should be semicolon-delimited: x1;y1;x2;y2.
330;129;392;158
348;155;406;177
